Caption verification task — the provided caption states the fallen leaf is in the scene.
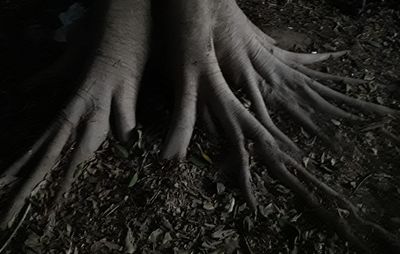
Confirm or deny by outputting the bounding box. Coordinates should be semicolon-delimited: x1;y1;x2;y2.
197;143;213;164
149;228;164;244
128;172;139;188
162;232;173;245
211;229;236;240
114;144;129;158
203;201;215;211
331;119;341;126
125;228;135;253
188;154;208;168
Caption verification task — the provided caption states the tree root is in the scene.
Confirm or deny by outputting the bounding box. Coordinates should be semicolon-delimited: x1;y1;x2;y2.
0;0;151;245
157;0;399;252
1;0;399;252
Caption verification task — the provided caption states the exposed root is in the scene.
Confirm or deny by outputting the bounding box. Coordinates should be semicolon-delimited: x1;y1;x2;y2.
0;204;31;254
307;79;399;116
157;0;400;252
241;63;300;154
111;85;138;143
161;73;198;159
0;0;150;248
1;0;399;252
285;156;400;251
0;83;113;230
288;62;367;85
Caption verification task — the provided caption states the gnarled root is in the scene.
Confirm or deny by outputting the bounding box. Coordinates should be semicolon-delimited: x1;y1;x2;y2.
0;0;151;247
158;0;399;252
1;0;399;252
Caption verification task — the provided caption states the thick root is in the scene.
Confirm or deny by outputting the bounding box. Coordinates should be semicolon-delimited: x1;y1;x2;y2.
158;0;400;252
0;0;150;249
1;0;399;252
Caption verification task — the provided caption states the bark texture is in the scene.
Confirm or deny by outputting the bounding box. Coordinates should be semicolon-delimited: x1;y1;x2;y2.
1;0;399;252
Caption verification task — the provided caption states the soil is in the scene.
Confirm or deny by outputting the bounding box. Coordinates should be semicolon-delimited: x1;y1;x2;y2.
1;0;400;253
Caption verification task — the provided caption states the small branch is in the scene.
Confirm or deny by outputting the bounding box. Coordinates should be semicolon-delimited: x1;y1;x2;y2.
0;204;31;254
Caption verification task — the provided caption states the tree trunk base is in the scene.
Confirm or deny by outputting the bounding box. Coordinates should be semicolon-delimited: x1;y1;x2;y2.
1;0;399;252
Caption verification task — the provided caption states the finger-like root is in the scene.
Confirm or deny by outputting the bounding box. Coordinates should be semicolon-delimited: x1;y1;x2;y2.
159;0;400;252
1;0;399;252
202;63;399;252
1;82;113;228
161;72;198;159
284;156;400;251
0;91;91;223
0;0;150;248
206;70;258;209
111;84;138;143
0;204;31;254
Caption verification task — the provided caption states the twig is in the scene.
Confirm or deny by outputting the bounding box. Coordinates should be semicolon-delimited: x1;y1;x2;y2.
0;203;31;254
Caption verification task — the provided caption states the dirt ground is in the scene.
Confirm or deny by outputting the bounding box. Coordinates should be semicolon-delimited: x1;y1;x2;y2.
1;0;400;253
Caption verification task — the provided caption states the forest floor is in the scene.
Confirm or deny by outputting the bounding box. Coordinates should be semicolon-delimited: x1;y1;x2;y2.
1;0;400;253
